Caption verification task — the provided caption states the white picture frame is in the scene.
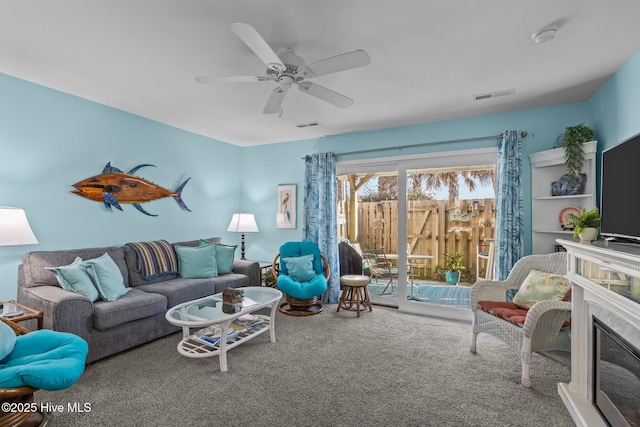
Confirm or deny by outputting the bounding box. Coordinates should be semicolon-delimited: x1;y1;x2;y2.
277;184;296;229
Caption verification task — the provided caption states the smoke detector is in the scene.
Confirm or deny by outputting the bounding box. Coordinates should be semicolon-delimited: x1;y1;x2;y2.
532;25;558;43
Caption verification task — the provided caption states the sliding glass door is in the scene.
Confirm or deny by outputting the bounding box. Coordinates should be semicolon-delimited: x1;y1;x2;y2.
337;148;497;320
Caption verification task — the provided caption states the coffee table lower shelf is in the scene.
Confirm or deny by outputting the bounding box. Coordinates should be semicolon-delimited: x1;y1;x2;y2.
177;315;272;361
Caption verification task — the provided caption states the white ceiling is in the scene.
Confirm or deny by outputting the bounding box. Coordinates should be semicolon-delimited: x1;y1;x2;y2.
2;1;640;147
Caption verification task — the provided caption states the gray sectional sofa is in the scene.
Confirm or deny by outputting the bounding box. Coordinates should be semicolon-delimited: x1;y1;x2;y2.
17;237;260;363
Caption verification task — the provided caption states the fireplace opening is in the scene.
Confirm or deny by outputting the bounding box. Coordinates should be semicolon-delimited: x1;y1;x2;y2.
593;316;640;426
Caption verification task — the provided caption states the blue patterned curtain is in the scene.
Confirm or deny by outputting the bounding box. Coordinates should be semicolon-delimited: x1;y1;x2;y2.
494;130;524;281
302;153;340;303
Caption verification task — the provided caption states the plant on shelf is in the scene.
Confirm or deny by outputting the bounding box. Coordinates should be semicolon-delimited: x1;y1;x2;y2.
557;123;595;184
568;207;601;241
434;252;465;285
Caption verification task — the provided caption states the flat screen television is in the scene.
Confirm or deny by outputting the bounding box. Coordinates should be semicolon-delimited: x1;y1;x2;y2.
600;132;640;243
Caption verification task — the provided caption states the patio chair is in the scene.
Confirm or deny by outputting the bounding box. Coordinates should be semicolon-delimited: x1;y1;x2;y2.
470;252;571;387
362;249;414;295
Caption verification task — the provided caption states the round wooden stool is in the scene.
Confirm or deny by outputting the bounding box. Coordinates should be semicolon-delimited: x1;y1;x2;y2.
338;275;372;317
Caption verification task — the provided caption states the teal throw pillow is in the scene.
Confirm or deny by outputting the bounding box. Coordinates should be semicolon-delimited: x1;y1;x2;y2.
0;320;16;362
282;254;317;283
46;257;100;302
512;269;572;309
82;253;130;302
176;244;218;278
199;240;236;274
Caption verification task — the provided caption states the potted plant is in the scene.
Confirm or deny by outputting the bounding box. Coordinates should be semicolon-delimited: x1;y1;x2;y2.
568;207;601;242
558;123;595;184
435;252;465;285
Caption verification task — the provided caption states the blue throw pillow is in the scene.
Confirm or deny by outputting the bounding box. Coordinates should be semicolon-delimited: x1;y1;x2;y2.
282;254;317;282
0;321;16;362
199;240;236;274
46;257;100;302
176;244;218;278
82;253;130;302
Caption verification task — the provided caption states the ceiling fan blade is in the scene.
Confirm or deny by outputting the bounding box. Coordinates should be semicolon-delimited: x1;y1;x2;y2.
296;49;371;79
195;75;268;84
263;85;289;114
298;82;354;108
231;23;285;72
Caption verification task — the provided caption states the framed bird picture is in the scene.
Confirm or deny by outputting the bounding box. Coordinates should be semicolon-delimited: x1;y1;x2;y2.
277;184;296;229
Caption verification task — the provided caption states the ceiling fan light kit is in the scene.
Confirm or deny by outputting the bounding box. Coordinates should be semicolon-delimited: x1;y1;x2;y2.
195;23;371;115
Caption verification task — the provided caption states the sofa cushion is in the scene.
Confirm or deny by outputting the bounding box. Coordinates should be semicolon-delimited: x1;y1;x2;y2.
175;244;218;278
199;240;237;274
83;253;130;302
22;247;128;288
136;274;249;307
512;269;572;309
45;257;100;302
92;288;167;331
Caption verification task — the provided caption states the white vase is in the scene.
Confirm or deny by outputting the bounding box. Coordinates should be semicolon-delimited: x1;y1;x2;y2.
578;227;598;242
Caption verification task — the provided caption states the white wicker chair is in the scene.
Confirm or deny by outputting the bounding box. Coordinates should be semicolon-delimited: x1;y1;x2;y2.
470;252;572;387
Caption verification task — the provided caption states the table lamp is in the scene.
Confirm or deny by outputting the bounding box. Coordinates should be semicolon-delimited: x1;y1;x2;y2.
227;212;259;260
0;206;39;246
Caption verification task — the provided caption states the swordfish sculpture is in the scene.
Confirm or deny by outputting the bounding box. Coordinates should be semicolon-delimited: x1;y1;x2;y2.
71;162;191;217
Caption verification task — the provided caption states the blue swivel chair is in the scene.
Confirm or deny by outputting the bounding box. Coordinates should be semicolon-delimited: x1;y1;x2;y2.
0;319;88;426
273;241;330;316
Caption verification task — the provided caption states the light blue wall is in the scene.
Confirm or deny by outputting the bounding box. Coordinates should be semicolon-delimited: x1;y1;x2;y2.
240;138;316;263
246;103;590;258
0;73;244;300
2;46;638;301
589;49;640;151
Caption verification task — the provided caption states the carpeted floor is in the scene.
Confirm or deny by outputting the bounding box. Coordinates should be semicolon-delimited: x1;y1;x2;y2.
40;304;574;426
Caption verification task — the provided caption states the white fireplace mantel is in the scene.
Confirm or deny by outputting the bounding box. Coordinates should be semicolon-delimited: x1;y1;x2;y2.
556;239;640;426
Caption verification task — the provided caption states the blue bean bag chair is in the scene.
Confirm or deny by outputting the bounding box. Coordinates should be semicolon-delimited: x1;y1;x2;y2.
275;241;329;316
0;320;88;391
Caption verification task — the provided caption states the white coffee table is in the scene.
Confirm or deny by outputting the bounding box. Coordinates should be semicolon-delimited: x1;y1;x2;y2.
165;286;282;372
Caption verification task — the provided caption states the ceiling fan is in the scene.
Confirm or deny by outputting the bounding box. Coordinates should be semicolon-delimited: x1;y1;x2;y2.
195;23;371;114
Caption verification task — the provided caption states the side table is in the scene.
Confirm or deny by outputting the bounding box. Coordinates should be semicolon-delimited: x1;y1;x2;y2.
0;300;43;330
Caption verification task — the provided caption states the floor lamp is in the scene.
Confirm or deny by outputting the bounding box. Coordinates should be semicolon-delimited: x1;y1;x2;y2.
227;213;259;260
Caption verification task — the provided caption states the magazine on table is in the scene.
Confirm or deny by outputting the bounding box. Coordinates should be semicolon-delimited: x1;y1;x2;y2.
193;325;238;346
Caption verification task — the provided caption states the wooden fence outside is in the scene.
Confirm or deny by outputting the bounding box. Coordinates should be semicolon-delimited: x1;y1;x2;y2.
339;198;496;281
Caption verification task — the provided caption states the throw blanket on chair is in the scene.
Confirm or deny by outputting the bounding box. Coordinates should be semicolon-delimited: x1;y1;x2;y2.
126;240;179;280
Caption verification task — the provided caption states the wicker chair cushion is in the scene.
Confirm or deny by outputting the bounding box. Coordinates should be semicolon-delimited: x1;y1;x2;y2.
512;269;571;309
0;330;87;390
0;321;17;361
282;254;316;282
478;301;529;326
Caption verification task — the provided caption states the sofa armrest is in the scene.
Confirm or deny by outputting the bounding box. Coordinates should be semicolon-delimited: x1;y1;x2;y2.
17;285;94;342
232;260;260;286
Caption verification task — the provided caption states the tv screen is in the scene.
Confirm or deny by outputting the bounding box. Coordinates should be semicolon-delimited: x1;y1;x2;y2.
600;132;640;242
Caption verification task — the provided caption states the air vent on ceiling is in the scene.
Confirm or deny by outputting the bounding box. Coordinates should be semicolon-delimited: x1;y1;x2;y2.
296;121;321;128
473;89;515;101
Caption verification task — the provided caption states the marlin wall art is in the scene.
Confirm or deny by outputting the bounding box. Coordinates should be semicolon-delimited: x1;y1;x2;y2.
72;162;191;216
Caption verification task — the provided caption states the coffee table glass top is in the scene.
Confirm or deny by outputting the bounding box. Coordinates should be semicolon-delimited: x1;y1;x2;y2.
167;286;282;325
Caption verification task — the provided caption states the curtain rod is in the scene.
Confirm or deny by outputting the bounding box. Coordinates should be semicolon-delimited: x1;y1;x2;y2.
329;131;528;158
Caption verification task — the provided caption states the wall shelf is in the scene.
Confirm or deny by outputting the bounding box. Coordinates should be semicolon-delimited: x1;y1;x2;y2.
529;141;597;254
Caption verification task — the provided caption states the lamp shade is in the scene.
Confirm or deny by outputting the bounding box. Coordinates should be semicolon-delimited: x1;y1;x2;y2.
0;207;39;246
227;213;259;233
